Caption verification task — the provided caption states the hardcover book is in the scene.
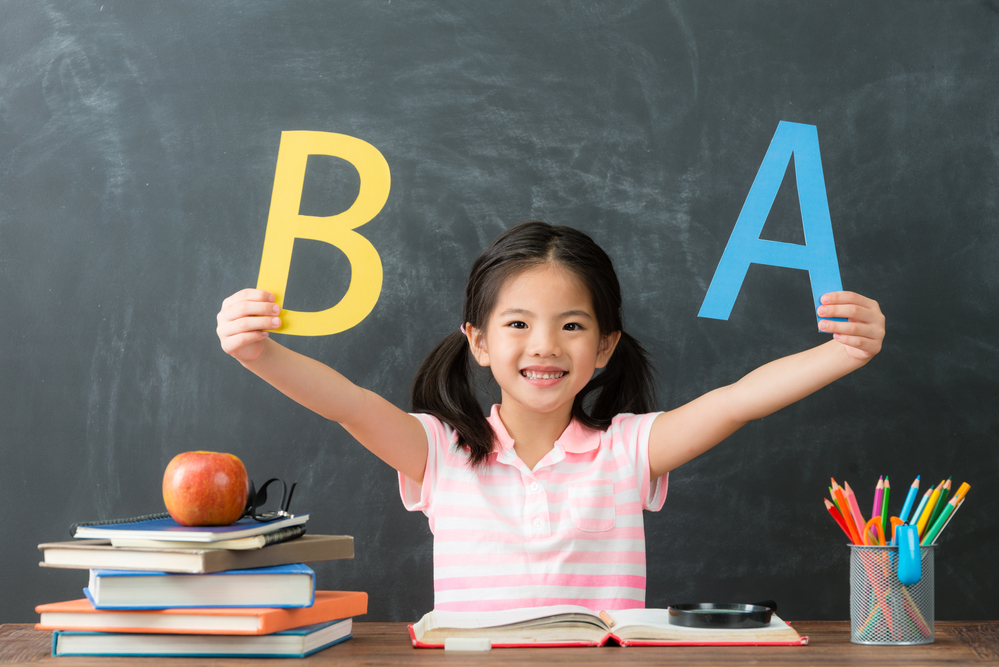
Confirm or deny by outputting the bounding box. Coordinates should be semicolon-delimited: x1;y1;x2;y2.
85;563;315;609
37;591;367;635
52;618;352;658
39;534;353;574
73;514;309;542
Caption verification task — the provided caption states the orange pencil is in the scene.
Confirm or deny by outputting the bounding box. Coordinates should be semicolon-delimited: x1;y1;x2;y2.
832;482;863;545
843;481;867;540
952;481;971;504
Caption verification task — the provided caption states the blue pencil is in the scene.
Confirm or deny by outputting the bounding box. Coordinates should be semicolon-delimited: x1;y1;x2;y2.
899;475;920;524
909;488;933;530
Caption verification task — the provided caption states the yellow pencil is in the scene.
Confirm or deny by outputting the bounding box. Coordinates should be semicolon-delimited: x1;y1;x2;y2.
916;480;944;538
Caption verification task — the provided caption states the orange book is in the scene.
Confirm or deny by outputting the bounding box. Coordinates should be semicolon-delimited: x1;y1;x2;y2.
36;591;366;636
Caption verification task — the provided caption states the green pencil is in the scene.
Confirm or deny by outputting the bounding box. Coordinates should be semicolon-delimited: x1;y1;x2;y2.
927;477;952;531
880;477;890;538
922;496;958;545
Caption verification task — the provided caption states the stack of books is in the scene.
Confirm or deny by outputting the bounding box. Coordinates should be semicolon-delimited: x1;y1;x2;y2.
35;514;367;658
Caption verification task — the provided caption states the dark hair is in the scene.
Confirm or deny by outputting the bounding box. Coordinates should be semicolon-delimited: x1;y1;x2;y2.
411;221;658;466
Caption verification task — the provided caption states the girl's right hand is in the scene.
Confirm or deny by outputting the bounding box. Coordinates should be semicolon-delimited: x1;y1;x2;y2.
216;289;282;363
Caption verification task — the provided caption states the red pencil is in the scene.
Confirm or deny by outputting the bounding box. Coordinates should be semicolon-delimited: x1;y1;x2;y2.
824;498;854;542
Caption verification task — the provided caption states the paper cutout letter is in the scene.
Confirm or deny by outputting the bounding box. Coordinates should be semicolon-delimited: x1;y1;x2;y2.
698;121;843;323
256;131;390;336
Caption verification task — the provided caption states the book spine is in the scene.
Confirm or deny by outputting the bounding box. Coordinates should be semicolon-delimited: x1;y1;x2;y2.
261;524;307;546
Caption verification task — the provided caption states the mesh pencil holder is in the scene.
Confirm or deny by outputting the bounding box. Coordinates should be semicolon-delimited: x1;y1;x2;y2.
849;544;935;645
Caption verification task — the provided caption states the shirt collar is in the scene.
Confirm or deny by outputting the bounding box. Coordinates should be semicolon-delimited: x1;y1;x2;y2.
486;404;601;455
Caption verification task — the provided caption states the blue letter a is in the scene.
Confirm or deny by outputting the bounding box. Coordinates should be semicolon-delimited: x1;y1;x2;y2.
698;121;842;322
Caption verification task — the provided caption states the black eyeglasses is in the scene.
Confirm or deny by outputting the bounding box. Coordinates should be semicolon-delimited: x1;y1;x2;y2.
244;478;298;522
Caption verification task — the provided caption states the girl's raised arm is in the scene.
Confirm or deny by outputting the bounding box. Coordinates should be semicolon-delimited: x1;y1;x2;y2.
216;289;429;483
647;291;885;480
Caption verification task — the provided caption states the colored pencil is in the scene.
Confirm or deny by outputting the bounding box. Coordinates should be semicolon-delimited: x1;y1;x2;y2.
871;477;884;527
909;488;932;528
916;480;944;537
927;478;952;530
828;486;845;517
898;475;920;524
930;497;966;545
880;477;891;538
952;481;971;504
831;479;861;542
843;481;867;539
832;482;862;545
824;499;854;542
922;496;958;545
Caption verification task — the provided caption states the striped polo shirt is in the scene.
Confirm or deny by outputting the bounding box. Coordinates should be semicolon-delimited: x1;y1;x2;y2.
399;405;666;612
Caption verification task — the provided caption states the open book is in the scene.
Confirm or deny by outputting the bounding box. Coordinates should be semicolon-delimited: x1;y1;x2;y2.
410;606;807;647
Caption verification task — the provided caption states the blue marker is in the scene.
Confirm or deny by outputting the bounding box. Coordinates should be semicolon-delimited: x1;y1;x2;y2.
899;475;920;524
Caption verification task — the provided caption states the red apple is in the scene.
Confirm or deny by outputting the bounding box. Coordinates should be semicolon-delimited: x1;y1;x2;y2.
162;451;249;526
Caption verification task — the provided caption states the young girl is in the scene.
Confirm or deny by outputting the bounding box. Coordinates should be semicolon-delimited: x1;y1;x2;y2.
216;221;885;612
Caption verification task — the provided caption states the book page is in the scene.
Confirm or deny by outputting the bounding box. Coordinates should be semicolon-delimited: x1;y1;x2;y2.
606;610;799;642
423;605;603;630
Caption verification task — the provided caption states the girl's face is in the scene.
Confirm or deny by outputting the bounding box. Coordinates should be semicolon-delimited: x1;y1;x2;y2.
467;264;620;424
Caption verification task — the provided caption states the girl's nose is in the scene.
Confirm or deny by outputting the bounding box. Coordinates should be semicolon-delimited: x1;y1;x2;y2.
527;327;561;357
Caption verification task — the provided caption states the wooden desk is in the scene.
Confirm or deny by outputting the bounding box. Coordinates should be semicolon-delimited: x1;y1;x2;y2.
2;621;998;666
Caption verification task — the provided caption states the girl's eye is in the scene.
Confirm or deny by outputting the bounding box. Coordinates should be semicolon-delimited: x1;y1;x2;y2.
507;321;527;329
563;323;582;331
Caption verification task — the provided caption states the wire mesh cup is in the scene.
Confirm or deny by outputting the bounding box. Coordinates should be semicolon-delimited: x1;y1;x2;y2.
849;544;935;645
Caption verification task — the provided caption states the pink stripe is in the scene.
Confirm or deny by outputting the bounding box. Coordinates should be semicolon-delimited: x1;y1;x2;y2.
431;501;644;520
545;483;639;503
435;598;645;612
432;504;521;521
434;549;646;568
433;526;647;543
434;573;646;591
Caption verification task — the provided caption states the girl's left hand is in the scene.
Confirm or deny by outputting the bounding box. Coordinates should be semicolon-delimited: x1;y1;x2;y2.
816;291;886;362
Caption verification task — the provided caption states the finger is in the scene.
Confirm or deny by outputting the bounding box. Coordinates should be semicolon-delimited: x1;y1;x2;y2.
220;330;270;354
217;315;282;339
831;331;880;355
221;289;276;309
218;299;281;326
818;318;879;339
817;302;884;324
820;291;881;312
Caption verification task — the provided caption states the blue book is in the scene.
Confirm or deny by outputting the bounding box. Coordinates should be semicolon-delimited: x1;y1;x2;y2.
52;618;351;658
85;563;315;609
73;514;309;543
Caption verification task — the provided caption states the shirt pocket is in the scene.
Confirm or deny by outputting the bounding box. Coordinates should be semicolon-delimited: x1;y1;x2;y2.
568;481;617;532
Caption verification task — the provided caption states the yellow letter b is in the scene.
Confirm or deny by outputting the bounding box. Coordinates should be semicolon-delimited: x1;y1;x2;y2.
256;131;390;336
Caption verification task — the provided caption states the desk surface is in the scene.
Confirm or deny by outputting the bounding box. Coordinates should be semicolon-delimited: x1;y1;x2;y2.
2;621;998;666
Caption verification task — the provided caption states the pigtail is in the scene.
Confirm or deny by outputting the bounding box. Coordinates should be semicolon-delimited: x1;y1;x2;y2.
573;331;658;429
410;330;495;466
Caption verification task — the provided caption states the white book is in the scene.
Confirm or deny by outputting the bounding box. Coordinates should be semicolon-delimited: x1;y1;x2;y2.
52;619;352;658
86;563;315;609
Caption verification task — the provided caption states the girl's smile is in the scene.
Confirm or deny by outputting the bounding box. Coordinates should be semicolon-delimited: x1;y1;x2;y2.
521;366;567;383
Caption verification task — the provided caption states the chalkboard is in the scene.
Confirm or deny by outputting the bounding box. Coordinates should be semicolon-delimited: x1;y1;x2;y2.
1;0;997;624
